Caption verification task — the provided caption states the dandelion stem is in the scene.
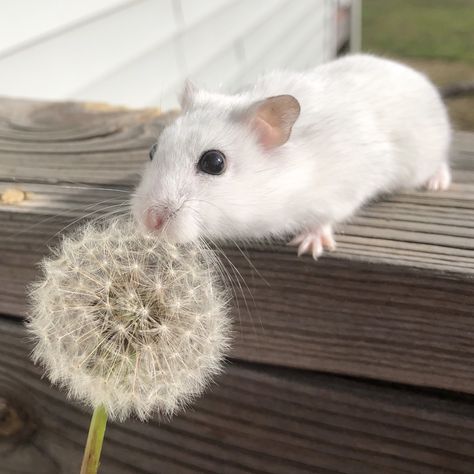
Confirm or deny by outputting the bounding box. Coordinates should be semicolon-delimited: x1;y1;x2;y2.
80;404;108;474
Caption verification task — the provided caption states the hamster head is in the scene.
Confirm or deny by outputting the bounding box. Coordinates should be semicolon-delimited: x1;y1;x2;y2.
132;84;300;244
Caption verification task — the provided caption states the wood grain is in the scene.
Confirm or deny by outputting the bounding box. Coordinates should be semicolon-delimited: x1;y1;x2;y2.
0;97;176;185
2;318;474;474
0;98;473;396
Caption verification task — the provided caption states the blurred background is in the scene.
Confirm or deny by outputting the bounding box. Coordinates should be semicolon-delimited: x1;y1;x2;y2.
0;0;473;128
363;0;474;131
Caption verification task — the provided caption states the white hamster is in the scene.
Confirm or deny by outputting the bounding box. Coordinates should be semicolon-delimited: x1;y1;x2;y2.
133;54;451;259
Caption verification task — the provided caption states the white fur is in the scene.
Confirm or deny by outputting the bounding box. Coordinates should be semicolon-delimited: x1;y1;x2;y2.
133;54;451;244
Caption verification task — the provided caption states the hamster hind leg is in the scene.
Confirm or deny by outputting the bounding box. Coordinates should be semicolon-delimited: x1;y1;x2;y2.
288;224;336;260
424;163;451;191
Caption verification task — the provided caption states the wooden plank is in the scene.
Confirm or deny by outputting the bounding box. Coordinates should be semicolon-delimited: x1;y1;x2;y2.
0;97;177;185
1;180;474;396
2;181;473;276
2;318;474;474
0;98;473;396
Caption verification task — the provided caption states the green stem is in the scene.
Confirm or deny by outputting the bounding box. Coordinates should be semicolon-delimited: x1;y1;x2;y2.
80;405;108;474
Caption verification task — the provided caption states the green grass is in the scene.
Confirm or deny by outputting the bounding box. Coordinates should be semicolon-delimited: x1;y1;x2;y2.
363;0;474;63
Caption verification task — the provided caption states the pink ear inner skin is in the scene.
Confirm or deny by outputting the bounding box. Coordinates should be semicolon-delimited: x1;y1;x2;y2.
250;95;301;150
252;116;284;150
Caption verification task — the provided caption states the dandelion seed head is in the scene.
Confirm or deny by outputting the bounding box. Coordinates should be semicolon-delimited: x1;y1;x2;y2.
27;218;231;421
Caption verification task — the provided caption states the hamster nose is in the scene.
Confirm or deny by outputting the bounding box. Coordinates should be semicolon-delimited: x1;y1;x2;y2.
145;208;166;231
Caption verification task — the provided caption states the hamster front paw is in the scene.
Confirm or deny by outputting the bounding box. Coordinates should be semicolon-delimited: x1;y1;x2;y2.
425;163;451;191
288;224;336;260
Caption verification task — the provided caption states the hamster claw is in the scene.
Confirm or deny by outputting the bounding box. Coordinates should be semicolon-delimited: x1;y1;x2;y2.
288;224;336;260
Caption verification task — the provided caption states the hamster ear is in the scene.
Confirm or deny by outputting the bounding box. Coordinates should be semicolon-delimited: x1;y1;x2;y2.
245;95;300;150
179;79;198;110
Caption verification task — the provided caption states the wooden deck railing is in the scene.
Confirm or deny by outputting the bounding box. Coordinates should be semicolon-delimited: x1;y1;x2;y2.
0;97;473;473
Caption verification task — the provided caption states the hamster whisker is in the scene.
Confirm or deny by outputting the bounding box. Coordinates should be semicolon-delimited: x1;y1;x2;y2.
183;196;267;284
46;202;132;244
196;234;246;334
197;231;252;334
186;204;259;334
3;195;132;242
52;184;135;194
184;206;245;325
212;236;263;334
184;197;267;282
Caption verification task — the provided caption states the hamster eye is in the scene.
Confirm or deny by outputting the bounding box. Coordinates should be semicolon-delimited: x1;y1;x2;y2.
198;150;226;175
149;143;158;161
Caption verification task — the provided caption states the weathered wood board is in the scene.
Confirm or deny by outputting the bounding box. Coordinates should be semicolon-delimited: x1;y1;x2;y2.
2;318;474;474
0;98;473;395
1;97;474;473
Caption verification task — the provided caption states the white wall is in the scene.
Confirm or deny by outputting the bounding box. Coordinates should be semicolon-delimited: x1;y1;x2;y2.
0;0;343;110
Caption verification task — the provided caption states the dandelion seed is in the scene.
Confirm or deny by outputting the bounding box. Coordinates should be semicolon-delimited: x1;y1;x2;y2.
27;217;231;422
